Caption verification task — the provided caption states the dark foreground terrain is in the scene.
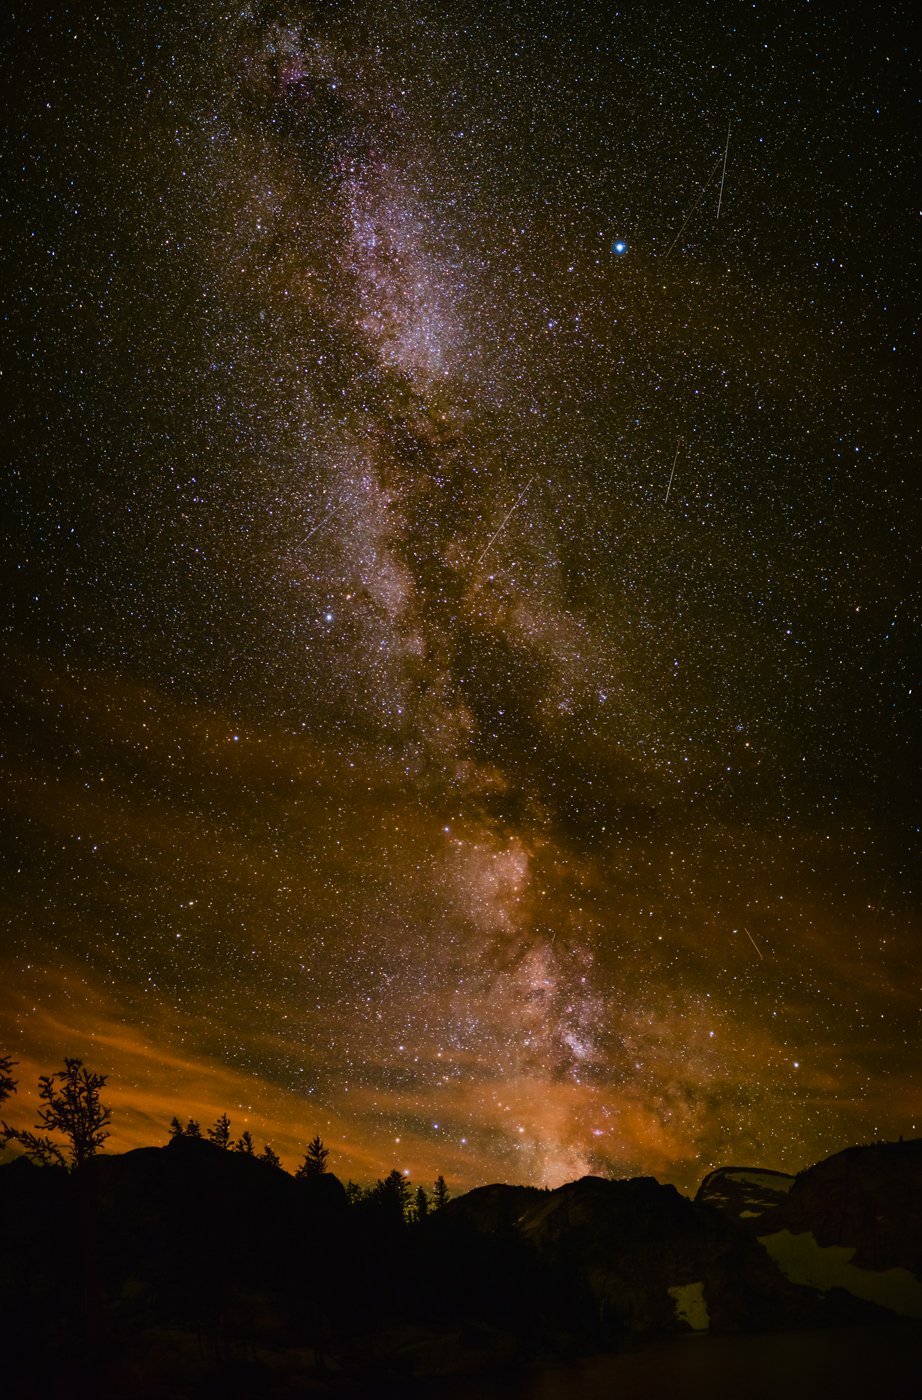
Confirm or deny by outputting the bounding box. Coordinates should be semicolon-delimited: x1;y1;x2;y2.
2;1136;920;1396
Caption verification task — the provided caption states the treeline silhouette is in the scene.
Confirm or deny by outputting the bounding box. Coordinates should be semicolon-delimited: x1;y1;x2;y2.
3;1052;921;1396
2;1055;500;1390
1;1054;450;1221
165;1111;450;1221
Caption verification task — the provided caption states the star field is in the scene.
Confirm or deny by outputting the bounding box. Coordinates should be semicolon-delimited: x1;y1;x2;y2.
1;1;918;1194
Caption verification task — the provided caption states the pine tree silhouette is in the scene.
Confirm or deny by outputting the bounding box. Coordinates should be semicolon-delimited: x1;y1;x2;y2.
2;1058;111;1169
207;1113;232;1149
296;1134;329;1177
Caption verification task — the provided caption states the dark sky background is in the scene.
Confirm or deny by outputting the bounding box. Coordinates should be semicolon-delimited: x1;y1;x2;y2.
1;0;918;1193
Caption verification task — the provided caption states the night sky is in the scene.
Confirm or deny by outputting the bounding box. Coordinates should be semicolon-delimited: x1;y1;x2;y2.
2;1;918;1195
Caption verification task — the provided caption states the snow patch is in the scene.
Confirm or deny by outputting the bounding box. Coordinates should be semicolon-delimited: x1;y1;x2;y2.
668;1281;709;1331
759;1230;922;1319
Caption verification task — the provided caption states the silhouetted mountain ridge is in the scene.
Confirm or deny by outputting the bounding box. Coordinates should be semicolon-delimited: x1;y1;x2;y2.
2;1135;920;1392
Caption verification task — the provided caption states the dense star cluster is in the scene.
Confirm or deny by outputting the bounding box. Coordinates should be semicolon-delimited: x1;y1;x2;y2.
1;2;917;1193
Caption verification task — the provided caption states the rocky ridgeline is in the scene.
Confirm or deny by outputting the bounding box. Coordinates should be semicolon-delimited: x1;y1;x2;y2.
1;1135;920;1386
442;1139;922;1339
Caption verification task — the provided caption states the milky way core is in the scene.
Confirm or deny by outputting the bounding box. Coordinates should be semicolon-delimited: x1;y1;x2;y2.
2;2;918;1194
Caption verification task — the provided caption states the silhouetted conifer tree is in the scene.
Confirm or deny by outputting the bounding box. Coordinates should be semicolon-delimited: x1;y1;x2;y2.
183;1118;202;1138
259;1143;283;1168
2;1058;111;1169
344;1179;366;1206
234;1130;256;1154
0;1054;16;1105
296;1134;329;1177
433;1174;450;1210
207;1112;232;1149
375;1168;411;1223
415;1185;429;1220
168;1115;185;1139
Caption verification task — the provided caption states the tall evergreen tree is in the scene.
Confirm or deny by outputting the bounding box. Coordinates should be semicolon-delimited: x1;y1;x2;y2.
207;1112;232;1149
234;1130;256;1155
375;1168;411;1224
168;1115;185;1140
433;1174;450;1210
183;1118;202;1138
295;1134;329;1178
414;1185;430;1221
259;1143;283;1168
3;1058;111;1169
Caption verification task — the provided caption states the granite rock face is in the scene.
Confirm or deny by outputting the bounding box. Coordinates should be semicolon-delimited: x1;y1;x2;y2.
771;1139;922;1275
754;1141;922;1320
446;1142;922;1339
693;1141;922;1320
695;1165;795;1225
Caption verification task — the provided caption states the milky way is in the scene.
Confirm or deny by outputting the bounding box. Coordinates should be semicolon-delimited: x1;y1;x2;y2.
2;2;918;1193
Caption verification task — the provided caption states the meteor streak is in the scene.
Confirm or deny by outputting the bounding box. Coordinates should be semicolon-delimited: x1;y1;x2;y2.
716;119;731;220
664;154;723;259
473;476;536;573
664;441;681;505
296;497;344;548
743;927;765;960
